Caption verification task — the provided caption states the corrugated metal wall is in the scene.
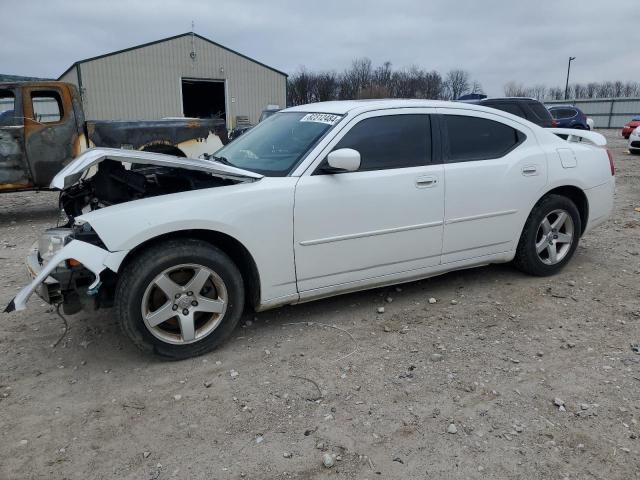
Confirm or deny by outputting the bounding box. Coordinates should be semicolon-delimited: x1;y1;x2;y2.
545;98;640;128
59;35;286;127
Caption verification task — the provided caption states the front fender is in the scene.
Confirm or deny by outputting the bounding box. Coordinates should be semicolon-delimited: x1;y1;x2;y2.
77;178;298;304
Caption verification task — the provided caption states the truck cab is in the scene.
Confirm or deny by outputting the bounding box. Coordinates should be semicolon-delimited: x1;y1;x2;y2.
1;81;228;192
0;82;86;191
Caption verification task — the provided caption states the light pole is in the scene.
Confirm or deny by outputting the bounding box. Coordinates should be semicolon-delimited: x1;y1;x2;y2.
564;56;576;100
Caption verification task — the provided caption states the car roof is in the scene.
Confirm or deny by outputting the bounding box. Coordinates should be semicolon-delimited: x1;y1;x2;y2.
480;97;538;102
548;104;581;111
283;99;513;116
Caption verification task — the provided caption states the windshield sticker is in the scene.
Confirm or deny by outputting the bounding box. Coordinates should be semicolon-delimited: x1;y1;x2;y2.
300;113;341;125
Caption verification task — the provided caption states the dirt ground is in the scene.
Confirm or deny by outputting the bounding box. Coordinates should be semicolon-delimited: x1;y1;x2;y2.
1;130;639;480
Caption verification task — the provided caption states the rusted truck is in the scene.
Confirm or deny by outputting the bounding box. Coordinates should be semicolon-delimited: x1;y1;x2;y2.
0;81;228;192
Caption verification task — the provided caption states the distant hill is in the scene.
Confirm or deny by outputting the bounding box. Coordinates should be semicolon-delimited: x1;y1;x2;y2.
0;74;50;82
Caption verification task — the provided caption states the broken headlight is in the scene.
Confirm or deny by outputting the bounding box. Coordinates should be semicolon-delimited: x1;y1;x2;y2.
38;228;73;266
70;220;107;249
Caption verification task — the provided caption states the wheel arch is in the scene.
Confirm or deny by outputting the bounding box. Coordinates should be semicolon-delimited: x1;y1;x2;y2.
536;185;589;235
117;229;261;309
140;143;187;157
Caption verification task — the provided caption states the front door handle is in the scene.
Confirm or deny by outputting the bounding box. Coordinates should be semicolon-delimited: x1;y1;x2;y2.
415;175;438;188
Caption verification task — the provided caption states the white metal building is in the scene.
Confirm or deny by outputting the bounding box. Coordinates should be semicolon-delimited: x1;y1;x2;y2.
58;33;287;127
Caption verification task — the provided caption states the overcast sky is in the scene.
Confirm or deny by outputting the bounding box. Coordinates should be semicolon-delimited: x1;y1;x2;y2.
2;0;637;96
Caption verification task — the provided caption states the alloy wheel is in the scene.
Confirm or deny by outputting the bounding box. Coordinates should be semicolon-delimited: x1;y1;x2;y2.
535;209;574;265
141;264;228;344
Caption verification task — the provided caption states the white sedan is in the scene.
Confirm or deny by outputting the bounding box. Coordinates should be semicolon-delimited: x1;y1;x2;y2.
629;126;640;154
6;100;615;359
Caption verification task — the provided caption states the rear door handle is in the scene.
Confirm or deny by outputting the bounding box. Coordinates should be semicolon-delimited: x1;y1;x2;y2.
522;165;538;176
415;175;438;188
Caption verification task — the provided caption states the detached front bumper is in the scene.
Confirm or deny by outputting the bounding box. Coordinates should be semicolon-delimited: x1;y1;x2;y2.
24;243;64;305
5;239;128;313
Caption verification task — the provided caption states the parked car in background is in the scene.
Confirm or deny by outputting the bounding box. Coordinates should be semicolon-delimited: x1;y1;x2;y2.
461;97;555;128
629;126;640;154
259;105;281;122
228;124;253;141
6;100;615;359
229;106;282;141
622;116;640;139
586;117;595;130
548;105;591;130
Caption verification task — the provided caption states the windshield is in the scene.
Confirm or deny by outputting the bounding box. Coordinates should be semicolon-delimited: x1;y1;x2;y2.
213;112;342;176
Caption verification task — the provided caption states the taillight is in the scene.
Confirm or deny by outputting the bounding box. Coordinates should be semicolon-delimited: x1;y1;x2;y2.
551;119;558;128
606;149;615;176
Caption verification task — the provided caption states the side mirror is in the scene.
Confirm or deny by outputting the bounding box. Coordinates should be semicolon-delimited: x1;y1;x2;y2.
324;148;361;173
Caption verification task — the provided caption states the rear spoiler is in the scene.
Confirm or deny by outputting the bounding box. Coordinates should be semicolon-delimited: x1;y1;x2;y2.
548;128;606;147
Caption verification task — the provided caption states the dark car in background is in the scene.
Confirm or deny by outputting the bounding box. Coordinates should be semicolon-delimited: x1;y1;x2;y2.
548;105;590;130
460;97;556;128
622;116;640;139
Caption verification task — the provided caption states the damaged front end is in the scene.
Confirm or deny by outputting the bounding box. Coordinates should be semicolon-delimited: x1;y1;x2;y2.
5;147;261;315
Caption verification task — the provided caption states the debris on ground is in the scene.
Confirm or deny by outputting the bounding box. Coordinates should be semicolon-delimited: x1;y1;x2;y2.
322;453;335;468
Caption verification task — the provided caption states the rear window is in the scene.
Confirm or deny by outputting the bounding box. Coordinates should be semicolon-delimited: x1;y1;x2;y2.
0;90;17;126
484;102;526;118
31;91;63;123
550;108;576;120
443;115;525;162
527;102;553;122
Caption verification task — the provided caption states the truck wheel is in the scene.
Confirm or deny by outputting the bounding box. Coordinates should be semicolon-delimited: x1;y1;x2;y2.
115;239;244;359
513;194;581;276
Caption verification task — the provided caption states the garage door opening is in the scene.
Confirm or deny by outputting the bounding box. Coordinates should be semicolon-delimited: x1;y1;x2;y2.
181;78;226;121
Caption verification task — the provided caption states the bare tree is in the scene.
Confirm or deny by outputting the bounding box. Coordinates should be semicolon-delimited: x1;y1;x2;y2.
530;84;547;101
586;83;598;98
340;57;373;99
286;60;482;106
313;71;339;102
471;80;484;95
444;69;470;100
287;68;315;106
504;81;530;97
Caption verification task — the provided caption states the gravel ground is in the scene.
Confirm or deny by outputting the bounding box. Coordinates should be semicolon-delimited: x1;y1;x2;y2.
1;130;639;480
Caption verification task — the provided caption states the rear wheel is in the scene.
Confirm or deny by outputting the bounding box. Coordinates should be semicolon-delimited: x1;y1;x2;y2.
513;195;581;276
115;239;244;359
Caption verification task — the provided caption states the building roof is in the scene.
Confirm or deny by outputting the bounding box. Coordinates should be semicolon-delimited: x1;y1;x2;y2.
58;32;288;80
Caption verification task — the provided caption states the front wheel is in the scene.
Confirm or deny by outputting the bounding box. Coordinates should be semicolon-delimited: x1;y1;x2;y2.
115;239;244;359
513;195;582;276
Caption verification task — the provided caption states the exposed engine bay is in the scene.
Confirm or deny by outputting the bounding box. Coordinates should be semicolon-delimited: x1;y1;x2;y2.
59;159;237;221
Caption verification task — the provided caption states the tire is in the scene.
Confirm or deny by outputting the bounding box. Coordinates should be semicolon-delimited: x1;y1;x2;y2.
115;239;244;359
513;194;582;276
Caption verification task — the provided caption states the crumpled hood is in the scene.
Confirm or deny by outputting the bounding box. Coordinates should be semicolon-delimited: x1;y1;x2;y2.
50;147;263;189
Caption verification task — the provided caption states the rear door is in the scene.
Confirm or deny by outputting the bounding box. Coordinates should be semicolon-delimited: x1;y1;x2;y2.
0;87;30;190
22;85;79;187
294;109;444;292
438;108;548;263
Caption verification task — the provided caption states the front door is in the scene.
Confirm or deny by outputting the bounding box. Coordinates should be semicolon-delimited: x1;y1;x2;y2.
22;85;79;187
438;109;548;263
294;110;444;292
